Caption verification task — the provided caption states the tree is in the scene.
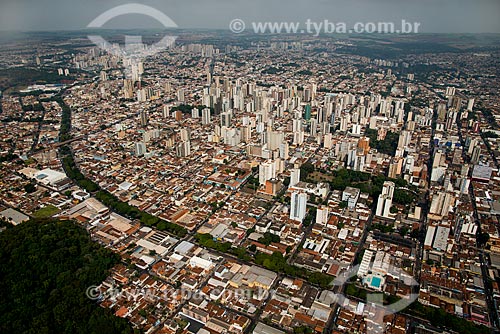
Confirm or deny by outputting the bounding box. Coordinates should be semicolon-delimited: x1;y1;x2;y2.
393;189;416;205
24;183;37;193
294;326;313;334
300;162;315;181
0;219;132;334
258;232;280;246
477;232;490;247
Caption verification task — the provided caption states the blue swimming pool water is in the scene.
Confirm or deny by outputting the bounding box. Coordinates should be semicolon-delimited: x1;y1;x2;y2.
371;276;382;288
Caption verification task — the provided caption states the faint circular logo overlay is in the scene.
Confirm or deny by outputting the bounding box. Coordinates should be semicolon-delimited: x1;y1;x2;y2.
332;264;419;334
229;19;246;33
86;285;101;300
87;3;178;77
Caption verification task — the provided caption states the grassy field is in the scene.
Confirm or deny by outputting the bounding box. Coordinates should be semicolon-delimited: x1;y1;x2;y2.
307;171;334;182
32;205;60;218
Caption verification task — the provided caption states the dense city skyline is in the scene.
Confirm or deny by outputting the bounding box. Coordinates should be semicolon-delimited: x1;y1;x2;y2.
0;0;500;33
0;1;500;334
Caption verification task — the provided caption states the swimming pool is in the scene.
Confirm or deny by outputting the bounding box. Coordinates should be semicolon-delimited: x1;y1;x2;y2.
370;276;382;288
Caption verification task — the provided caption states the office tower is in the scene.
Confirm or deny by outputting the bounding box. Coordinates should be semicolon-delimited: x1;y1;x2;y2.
202;108;211;125
293;131;305;145
290;168;300;187
163;105;170;118
445;111;457;130
222;127;240;146
445;86;455;97
136;89;146;102
357;137;370;154
320;122;330;136
140;110;148;127
177;88;185;102
324;133;333;149
376;181;395;218
457;178;470;195
316;107;326;123
461;164;470;177
266;131;284;151
180;128;190;142
176;141;191;157
220;111;232;127
192;108;199;118
123;79;134;99
310;119;317;137
175;110;183;121
304;104;312;120
135;141;146;157
100;70;108;81
340;115;349;132
467;98;475;111
303;87;312;102
388;158;403;179
329;112;336;128
471;146;481;164
316;206;329;225
256;122;265;134
279;142;289;160
290;192;308;222
352;153;366;172
293;119;302;132
207;69;212;86
259;160;277;185
352;124;361;136
165;81;172;93
429;192;453;217
397;130;411;150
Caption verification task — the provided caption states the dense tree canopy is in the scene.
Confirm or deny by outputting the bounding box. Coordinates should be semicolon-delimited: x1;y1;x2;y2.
365;128;399;156
0;219;134;334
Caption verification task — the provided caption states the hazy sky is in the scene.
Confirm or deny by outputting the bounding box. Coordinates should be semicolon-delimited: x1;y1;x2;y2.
0;0;499;33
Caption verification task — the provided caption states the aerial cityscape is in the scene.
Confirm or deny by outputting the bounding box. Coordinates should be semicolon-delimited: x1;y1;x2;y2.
0;1;500;334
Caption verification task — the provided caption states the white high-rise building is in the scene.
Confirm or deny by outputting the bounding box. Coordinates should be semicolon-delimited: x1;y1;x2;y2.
266;131;284;151
192;108;200;118
259;160;277;185
176;141;191;157
429;192;453;217
292;119;302;133
177;88;185;102
467;98;475;111
445;86;455;97
324;133;333;149
135;141;146;157
290;168;300;187
180;128;190;142
376;181;395;218
202;108;211;125
279;142;289;160
290;192;308;222
316;206;329;225
293;131;304;145
220;111;232;127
